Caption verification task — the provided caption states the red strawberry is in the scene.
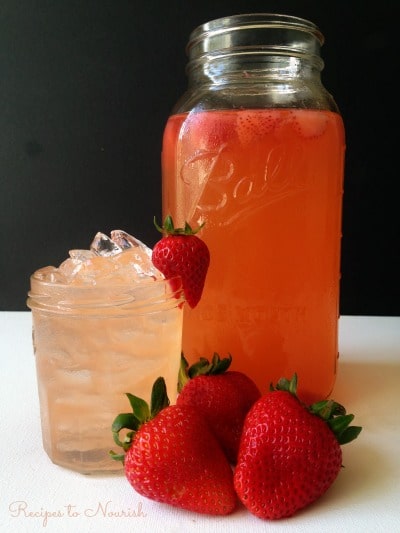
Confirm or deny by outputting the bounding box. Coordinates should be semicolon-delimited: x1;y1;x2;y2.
236;109;279;145
110;377;237;515
152;215;210;308
234;374;362;520
184;110;237;149
290;109;329;139
176;353;261;464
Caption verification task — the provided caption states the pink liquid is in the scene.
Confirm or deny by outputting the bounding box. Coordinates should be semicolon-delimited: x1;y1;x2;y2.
28;241;183;473
162;108;345;403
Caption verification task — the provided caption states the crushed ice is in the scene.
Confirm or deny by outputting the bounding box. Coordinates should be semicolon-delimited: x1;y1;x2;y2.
39;230;163;285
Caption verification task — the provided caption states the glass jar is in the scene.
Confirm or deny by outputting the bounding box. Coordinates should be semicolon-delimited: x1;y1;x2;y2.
27;272;183;473
161;13;345;403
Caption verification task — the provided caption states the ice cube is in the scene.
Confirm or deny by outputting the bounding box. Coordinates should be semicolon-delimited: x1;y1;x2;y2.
59;258;83;281
112;248;164;280
59;254;116;284
75;256;117;284
69;249;95;261
34;265;68;283
90;232;123;257
43;229;163;286
110;230;163;280
110;229;150;252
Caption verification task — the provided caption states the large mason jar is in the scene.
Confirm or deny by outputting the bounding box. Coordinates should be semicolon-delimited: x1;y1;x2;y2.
161;13;345;403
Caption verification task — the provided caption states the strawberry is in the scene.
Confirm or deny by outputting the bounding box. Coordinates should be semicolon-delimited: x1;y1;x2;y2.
184;110;237;149
290;109;329;139
236;109;279;145
234;374;362;520
176;353;261;464
110;377;237;516
152;215;210;308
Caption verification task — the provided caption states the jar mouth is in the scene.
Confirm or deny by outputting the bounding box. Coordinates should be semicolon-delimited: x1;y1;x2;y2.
190;13;323;41
27;274;184;315
186;13;324;67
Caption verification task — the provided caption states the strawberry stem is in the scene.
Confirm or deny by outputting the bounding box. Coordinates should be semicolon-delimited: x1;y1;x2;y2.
109;377;170;462
153;215;205;236
273;374;299;396
270;373;362;445
178;352;233;393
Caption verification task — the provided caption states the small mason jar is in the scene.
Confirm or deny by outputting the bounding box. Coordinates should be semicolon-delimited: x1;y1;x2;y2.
162;13;346;403
27;272;183;473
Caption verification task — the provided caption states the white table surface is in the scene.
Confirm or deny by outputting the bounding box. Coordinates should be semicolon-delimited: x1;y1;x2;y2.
1;312;399;533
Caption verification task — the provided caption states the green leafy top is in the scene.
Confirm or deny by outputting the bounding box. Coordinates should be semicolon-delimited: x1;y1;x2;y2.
154;215;205;236
178;352;232;393
271;374;362;445
109;377;170;462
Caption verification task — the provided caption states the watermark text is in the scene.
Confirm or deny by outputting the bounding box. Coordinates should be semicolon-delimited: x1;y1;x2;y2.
9;500;146;527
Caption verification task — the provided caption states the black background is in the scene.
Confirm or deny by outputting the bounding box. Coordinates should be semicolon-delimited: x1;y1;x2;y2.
1;0;398;314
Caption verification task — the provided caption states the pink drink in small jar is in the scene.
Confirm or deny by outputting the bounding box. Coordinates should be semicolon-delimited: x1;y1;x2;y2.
27;230;183;473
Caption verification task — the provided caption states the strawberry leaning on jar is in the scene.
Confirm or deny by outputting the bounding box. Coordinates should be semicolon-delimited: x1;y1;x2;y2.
234;374;362;520
152;215;210;308
110;377;237;516
176;353;261;464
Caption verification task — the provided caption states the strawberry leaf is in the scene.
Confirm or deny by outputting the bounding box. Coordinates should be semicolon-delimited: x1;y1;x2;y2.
184;221;193;233
150;377;170;418
328;413;355;433
337;425;363;445
309;399;346;420
311;404;362;445
111;412;141;451
109;377;170;461
126;393;150;421
109;450;126;462
111;413;141;435
154;215;205;236
179;353;233;389
178;353;190;393
188;357;212;378
271;373;298;396
210;352;232;374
